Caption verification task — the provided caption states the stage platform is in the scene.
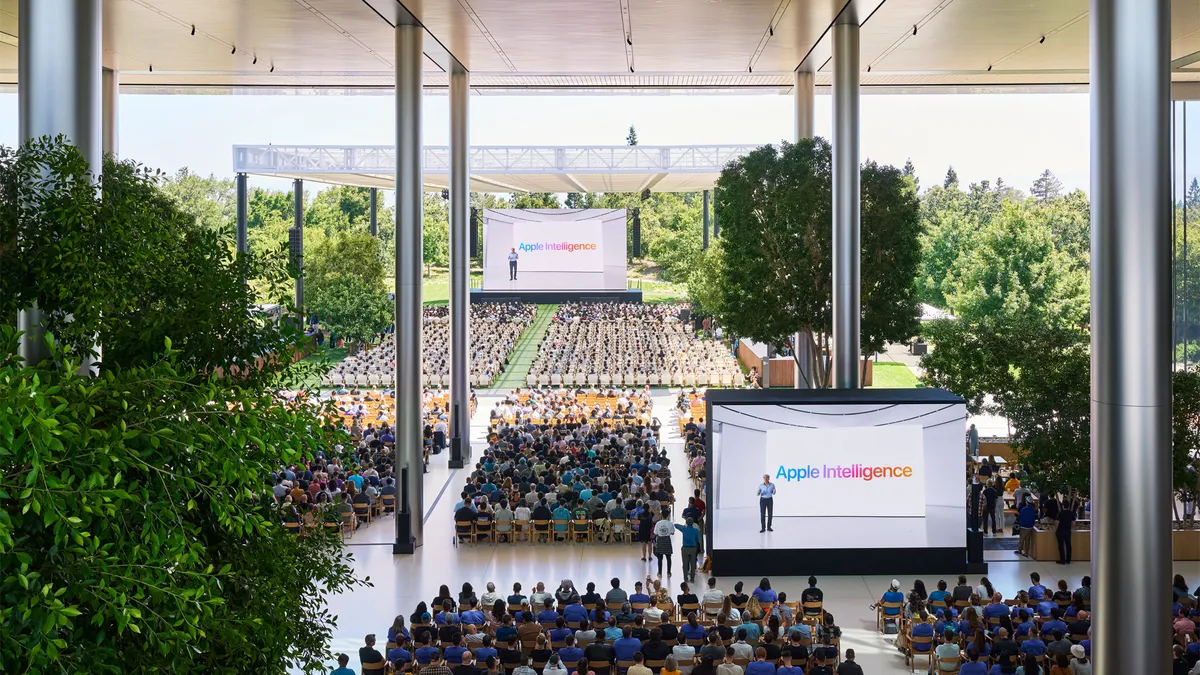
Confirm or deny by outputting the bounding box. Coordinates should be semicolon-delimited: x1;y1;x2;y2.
470;289;642;304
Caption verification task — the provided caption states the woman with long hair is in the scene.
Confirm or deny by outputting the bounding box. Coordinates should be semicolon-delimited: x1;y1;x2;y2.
977;577;995;599
410;601;429;625
389;615;409;643
720;596;740;624
1016;653;1041;675
461;582;478;607
912;579;928;602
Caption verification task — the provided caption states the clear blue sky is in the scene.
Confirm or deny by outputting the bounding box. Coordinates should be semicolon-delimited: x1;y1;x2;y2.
0;91;1092;198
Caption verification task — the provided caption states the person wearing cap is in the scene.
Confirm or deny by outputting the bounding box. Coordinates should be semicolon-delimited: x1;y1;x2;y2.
878;579;905;626
360;634;385;669
1068;643;1091;675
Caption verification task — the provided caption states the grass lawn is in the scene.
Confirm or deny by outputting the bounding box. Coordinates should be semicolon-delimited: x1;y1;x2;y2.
291;346;349;388
870;361;922;388
384;271;483;305
639;279;689;304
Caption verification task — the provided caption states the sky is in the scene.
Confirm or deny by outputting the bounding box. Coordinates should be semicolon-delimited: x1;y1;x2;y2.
0;91;1093;198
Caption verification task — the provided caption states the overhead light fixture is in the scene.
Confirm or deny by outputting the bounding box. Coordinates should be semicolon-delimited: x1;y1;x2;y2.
253;56;258;65
867;65;872;72
1040;36;1046;44
629;66;635;73
987;64;993;71
627;37;632;46
768;26;773;37
231;46;237;55
270;64;275;73
190;25;196;36
912;25;918;36
149;64;153;72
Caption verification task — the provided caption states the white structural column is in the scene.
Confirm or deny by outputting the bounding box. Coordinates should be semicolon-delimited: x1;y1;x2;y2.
102;66;118;156
794;70;815;141
1089;0;1171;673
394;23;425;554
17;0;102;366
831;17;861;389
448;65;471;469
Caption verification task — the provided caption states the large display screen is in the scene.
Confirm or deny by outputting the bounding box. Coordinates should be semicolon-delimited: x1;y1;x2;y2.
482;208;627;291
708;392;966;551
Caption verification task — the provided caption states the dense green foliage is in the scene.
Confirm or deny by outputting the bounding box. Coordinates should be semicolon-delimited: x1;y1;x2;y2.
0;138;367;674
697;139;921;387
306;230;391;347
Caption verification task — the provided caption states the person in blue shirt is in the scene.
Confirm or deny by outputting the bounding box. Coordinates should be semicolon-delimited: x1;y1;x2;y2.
776;649;805;675
553;504;572;531
1041;609;1067;636
508;582;527;607
444;638;469;667
737;619;762;642
1014;610;1035;638
537;599;559;625
386;643;412;667
330;653;355;675
558;635;585;673
495;615;518;643
958;647;987;675
612;627;642;662
910;616;935;655
982;594;1009;623
415;635;440;664
629;582;652;610
681;614;708;640
751;579;778;605
389;615;411;644
603;617;624;641
549;617;574;643
1028;572;1047;601
590;600;609;624
474;635;498;664
1017;501;1038;557
879;579;905;623
461;602;486;627
1019;629;1046;657
564;601;589;624
744;648;775;675
928;580;950;609
1035;598;1056;618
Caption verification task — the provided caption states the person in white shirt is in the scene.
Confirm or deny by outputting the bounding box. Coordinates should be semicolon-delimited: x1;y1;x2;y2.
480;583;500;609
702;578;725;616
508;248;519;280
672;635;696;675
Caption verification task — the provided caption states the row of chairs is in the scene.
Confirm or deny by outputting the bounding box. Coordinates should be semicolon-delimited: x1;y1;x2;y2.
454;518;636;546
326;372;498;388
284;494;396;539
525;372;744;388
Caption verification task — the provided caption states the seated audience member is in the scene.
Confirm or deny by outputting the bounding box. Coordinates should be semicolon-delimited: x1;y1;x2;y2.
389;641;414;667
613;627;643;662
744;648;774;675
476;635;499;663
927;580;950;609
807;650;834;675
558;635;585;673
628;653;654;675
837;649;864;675
801;576;824;615
958;647;987;675
776;650;804;675
499;636;524;668
715;648;742;675
642;628;671;661
416;634;440;664
331;653;354;675
729;631;753;661
672;634;696;675
736;616;762;642
583;634;615;669
699;634;726;663
933;630;960;673
630;582;652;610
703;578;725;616
1070;644;1092;675
1046;630;1073;659
424;649;456;675
952;576;974;605
1029;573;1047;601
1019;629;1047;658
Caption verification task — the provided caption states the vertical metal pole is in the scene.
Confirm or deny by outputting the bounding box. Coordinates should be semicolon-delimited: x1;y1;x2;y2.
293;179;304;313
18;0;102;366
236;173;248;255
1090;1;1171;674
394;22;424;554
703;190;710;250
713;187;720;238
794;70;815;141
448;65;471;469
101;66;117;156
832;17;861;390
370;187;379;237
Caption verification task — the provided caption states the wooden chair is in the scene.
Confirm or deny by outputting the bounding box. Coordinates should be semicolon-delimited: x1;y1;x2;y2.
340;511;355;538
732;658;750;669
877;602;904;633
679;604;701;621
935;655;961;673
645;660;666;670
616;659;635;673
475;520;494;544
283;520;301;535
533;520;552;544
382;494;396;513
455;521;475;546
513;519;531;544
801;601;823;621
908;634;934;672
552;520;571;543
572;519;592;543
354;502;372;524
632;602;651;614
361;661;387;673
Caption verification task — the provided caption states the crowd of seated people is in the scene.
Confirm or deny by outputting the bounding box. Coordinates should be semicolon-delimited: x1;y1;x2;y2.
526;303;740;388
329;388;478;469
325;303;536;388
273;449;397;539
348;576;865;675
451;388;677;546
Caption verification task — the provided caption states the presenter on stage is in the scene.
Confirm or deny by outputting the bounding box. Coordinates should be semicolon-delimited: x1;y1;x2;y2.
508;248;519;280
757;474;776;533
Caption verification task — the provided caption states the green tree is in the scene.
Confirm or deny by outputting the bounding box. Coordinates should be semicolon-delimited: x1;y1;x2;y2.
940;201;1089;328
565;192;599;209
943;166;959;189
424;192;451;269
902;158;919;191
1029;169;1064;202
160;168;236;233
627;125;638;146
306;229;386;318
248;187;294;230
0;137;367;674
509;192;562;209
307;274;391;347
710;139;921;387
1189;178;1200;210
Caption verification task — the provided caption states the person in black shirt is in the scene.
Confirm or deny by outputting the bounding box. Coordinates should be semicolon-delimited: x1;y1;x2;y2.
727;582;748;608
360;634;385;667
641;628;671;661
677;582;698;607
581;582;601;607
630;615;651;641
951;576;973;604
1055;499;1077;564
801;576;824;615
982;481;999;534
455;505;476;535
453;652;482;675
532;500;553;537
583;638;615;667
760;632;781;661
656;615;678;641
530;635;553;671
835;648;864;675
413;616;437;646
499;636;524;669
713;615;733;641
440;615;463;645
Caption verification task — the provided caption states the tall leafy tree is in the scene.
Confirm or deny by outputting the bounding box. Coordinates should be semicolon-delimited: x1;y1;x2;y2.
509;192;562;209
943;166;959;189
1029;169;1064;202
710;139;921;387
160;168;236;233
0;137;367;674
627;125;639;146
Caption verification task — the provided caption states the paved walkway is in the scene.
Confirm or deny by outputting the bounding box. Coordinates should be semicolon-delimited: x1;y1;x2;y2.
491;304;556;390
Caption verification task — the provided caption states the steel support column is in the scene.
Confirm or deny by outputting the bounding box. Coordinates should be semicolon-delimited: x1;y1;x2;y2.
18;0;102;366
831;18;861;389
236;173;248;255
712;187;719;238
448;66;471;469
1090;0;1171;673
703;190;710;250
794;70;815;141
102;66;117;156
369;187;379;237
394;23;424;554
293;179;304;314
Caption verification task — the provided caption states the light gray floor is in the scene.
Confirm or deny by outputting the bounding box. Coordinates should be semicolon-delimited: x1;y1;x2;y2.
315;390;1193;675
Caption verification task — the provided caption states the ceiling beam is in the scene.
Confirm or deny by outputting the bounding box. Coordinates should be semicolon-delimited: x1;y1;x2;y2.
796;0;889;74
638;173;669;193
1174;49;1200;71
471;175;528;193
360;0;466;74
560;173;588;192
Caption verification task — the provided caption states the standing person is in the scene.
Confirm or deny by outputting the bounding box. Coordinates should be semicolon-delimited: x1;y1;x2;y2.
675;518;701;583
756;474;776;533
653;510;676;577
1055;498;1076;565
509;248;519;281
982;479;999;535
967;423;980;457
1016;497;1038;558
637;504;655;561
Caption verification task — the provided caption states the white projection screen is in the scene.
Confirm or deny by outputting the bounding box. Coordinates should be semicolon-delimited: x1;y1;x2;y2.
482;208;627;291
705;388;967;575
